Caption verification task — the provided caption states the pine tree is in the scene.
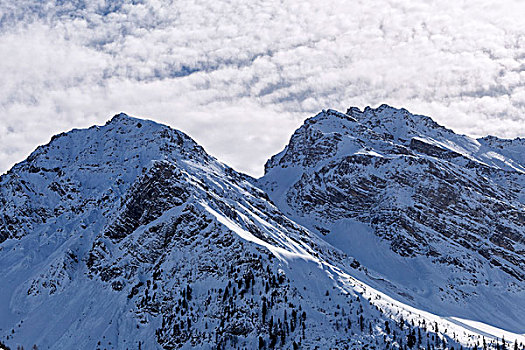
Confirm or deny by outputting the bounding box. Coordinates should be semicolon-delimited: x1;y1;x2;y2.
258;336;265;349
186;285;192;301
407;329;416;349
262;299;267;323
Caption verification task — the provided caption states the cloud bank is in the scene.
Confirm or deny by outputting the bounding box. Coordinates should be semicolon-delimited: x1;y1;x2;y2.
1;0;525;176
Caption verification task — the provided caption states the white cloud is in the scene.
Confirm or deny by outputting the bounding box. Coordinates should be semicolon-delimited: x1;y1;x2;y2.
1;0;525;177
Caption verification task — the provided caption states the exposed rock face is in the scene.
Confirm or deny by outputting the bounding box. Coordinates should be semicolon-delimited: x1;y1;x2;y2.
103;161;190;240
260;105;525;329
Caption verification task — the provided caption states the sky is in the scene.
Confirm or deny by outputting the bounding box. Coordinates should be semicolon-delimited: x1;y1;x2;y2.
1;0;525;177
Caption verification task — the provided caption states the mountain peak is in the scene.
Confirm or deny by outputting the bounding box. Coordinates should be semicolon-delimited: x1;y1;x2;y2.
105;112;152;128
305;104;409;128
307;108;357;124
260;105;525;335
366;103;399;112
346;103;402;116
112;111;130;119
0;113;215;220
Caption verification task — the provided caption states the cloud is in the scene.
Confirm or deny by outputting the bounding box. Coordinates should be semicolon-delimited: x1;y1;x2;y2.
1;0;525;177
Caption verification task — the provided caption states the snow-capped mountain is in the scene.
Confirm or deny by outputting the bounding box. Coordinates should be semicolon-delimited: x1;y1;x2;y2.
259;105;525;334
0;111;523;349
